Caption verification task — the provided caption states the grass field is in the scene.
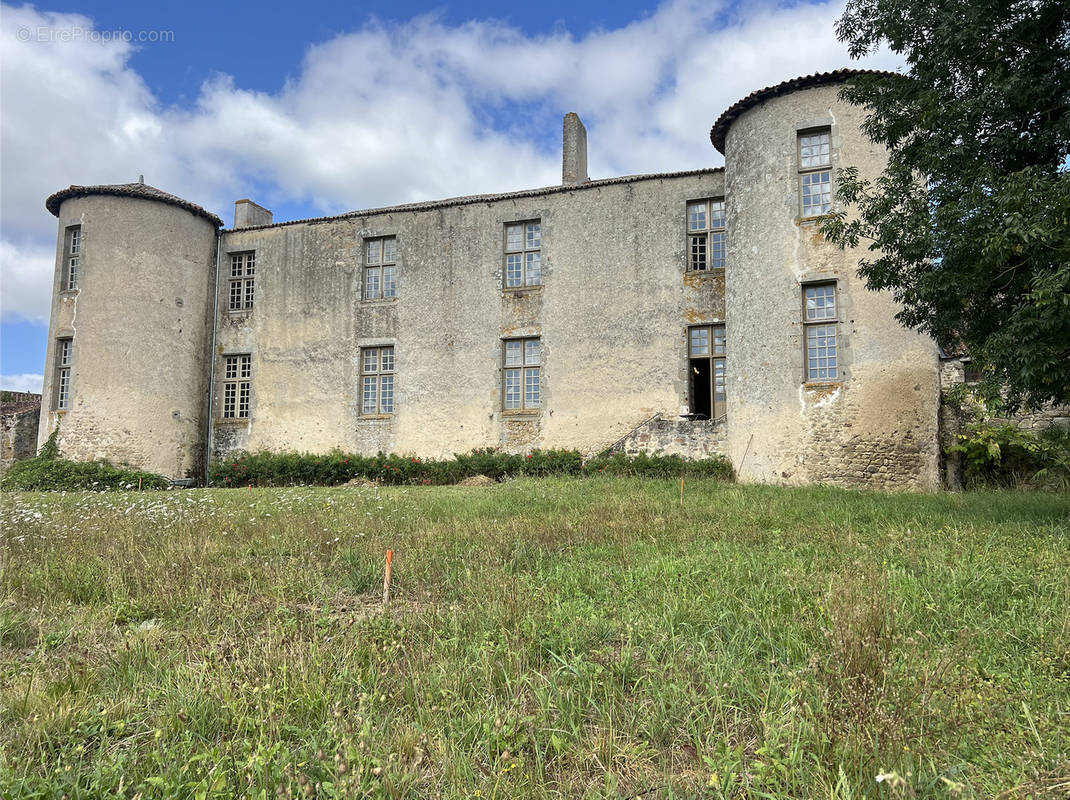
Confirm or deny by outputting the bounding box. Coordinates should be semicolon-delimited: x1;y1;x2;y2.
1;479;1068;798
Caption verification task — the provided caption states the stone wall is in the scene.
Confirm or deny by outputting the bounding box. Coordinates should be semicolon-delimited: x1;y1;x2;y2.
722;82;942;491
611;415;728;460
39;81;952;491
939;357;1070;488
1;395;41;473
38;194;217;479
212;169;726;463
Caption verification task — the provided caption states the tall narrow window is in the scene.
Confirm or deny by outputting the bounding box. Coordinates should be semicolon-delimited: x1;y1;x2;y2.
803;283;838;381
364;237;398;300
361;346;395;415
503;338;540;410
798;129;832;217
63;226;81;290
228;252;256;311
504;221;541;288
222;354;252;418
687;199;726;271
53;338;73;410
688;324;726;419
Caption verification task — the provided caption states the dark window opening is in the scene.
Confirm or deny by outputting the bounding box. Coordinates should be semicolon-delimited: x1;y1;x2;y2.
689;358;711;419
688;324;726;419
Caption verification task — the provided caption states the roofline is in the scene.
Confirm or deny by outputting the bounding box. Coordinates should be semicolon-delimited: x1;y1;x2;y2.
222;168;723;233
709;68;901;154
46;184;224;227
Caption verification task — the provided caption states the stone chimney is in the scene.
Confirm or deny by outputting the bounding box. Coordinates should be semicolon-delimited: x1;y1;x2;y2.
562;112;589;186
234;198;273;228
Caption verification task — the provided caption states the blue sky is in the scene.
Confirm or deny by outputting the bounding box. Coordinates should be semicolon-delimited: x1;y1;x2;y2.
0;0;900;391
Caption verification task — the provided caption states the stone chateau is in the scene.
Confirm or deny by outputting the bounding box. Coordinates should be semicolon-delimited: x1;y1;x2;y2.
40;69;953;489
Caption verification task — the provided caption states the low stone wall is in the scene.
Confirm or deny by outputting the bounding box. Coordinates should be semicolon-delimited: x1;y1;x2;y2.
612;416;728;460
939;358;1070;489
1;395;41;473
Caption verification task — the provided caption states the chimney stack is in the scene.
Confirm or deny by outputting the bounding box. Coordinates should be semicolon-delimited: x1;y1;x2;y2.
234;198;273;228
562;112;589;186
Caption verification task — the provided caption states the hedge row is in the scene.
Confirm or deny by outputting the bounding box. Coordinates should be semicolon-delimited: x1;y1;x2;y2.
1;455;171;492
210;447;734;487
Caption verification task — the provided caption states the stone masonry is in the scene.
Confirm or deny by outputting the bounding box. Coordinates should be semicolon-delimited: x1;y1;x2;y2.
2;392;41;473
40;69;950;490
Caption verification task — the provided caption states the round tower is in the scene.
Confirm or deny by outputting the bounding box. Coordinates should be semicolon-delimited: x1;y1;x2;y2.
710;70;942;489
41;181;221;479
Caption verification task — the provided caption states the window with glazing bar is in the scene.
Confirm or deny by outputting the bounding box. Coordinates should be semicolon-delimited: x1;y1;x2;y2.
803;283;838;381
798;129;832;217
687;199;726;271
688;324;726;419
223;354;252;418
63;226;81;290
364;237;397;300
503;338;540;410
54;338;73;410
228;252;256;311
504;221;541;288
361;346;395;415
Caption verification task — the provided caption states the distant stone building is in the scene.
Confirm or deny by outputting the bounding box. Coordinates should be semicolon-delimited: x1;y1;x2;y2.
2;392;41;473
39;69;959;489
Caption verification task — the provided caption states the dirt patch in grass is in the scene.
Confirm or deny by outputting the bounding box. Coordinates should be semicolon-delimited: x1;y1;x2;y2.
457;474;496;487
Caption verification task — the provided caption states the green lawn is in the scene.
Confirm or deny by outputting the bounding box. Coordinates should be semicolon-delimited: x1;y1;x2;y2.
1;480;1067;798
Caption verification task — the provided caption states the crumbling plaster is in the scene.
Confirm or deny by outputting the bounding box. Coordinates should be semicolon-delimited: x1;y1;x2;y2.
723;83;941;489
213;171;726;461
38;195;217;478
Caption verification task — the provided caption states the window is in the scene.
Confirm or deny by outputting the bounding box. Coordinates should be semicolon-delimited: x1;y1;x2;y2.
688;324;726;419
361;346;395;415
63;226;81;290
53;338;73;410
798;129;832;217
804;283;838;381
222;354;252;418
364;237;397;300
228;252;256;311
504;221;541;288
687;199;726;271
503;338;540;410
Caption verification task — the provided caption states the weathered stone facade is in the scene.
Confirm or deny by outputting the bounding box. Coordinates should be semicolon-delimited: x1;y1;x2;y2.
40;69;949;489
611;416;727;460
2;393;41;473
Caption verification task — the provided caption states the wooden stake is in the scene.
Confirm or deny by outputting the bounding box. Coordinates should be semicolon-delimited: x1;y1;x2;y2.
383;549;394;606
138;477;142;491
680;477;685;506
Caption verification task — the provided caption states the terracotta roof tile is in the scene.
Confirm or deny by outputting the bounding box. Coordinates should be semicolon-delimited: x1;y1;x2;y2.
46;182;223;227
709;68;901;154
225;168;723;232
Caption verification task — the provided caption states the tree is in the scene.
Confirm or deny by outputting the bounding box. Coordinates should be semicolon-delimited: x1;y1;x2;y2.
822;0;1070;411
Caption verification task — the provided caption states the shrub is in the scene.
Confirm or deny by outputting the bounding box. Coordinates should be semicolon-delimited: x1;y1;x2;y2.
209;447;733;487
583;450;735;480
948;421;1070;489
1;456;170;492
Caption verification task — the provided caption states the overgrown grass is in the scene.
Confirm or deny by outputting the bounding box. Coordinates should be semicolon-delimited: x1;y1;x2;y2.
1;481;1067;798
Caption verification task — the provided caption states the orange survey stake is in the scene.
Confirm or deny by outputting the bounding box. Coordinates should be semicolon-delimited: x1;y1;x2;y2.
383;549;395;605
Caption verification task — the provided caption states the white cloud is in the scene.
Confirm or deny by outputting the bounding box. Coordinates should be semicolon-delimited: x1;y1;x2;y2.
0;0;903;328
0;239;56;322
1;373;44;393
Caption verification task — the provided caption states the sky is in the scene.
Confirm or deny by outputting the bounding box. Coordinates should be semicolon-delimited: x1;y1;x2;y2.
0;0;902;392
